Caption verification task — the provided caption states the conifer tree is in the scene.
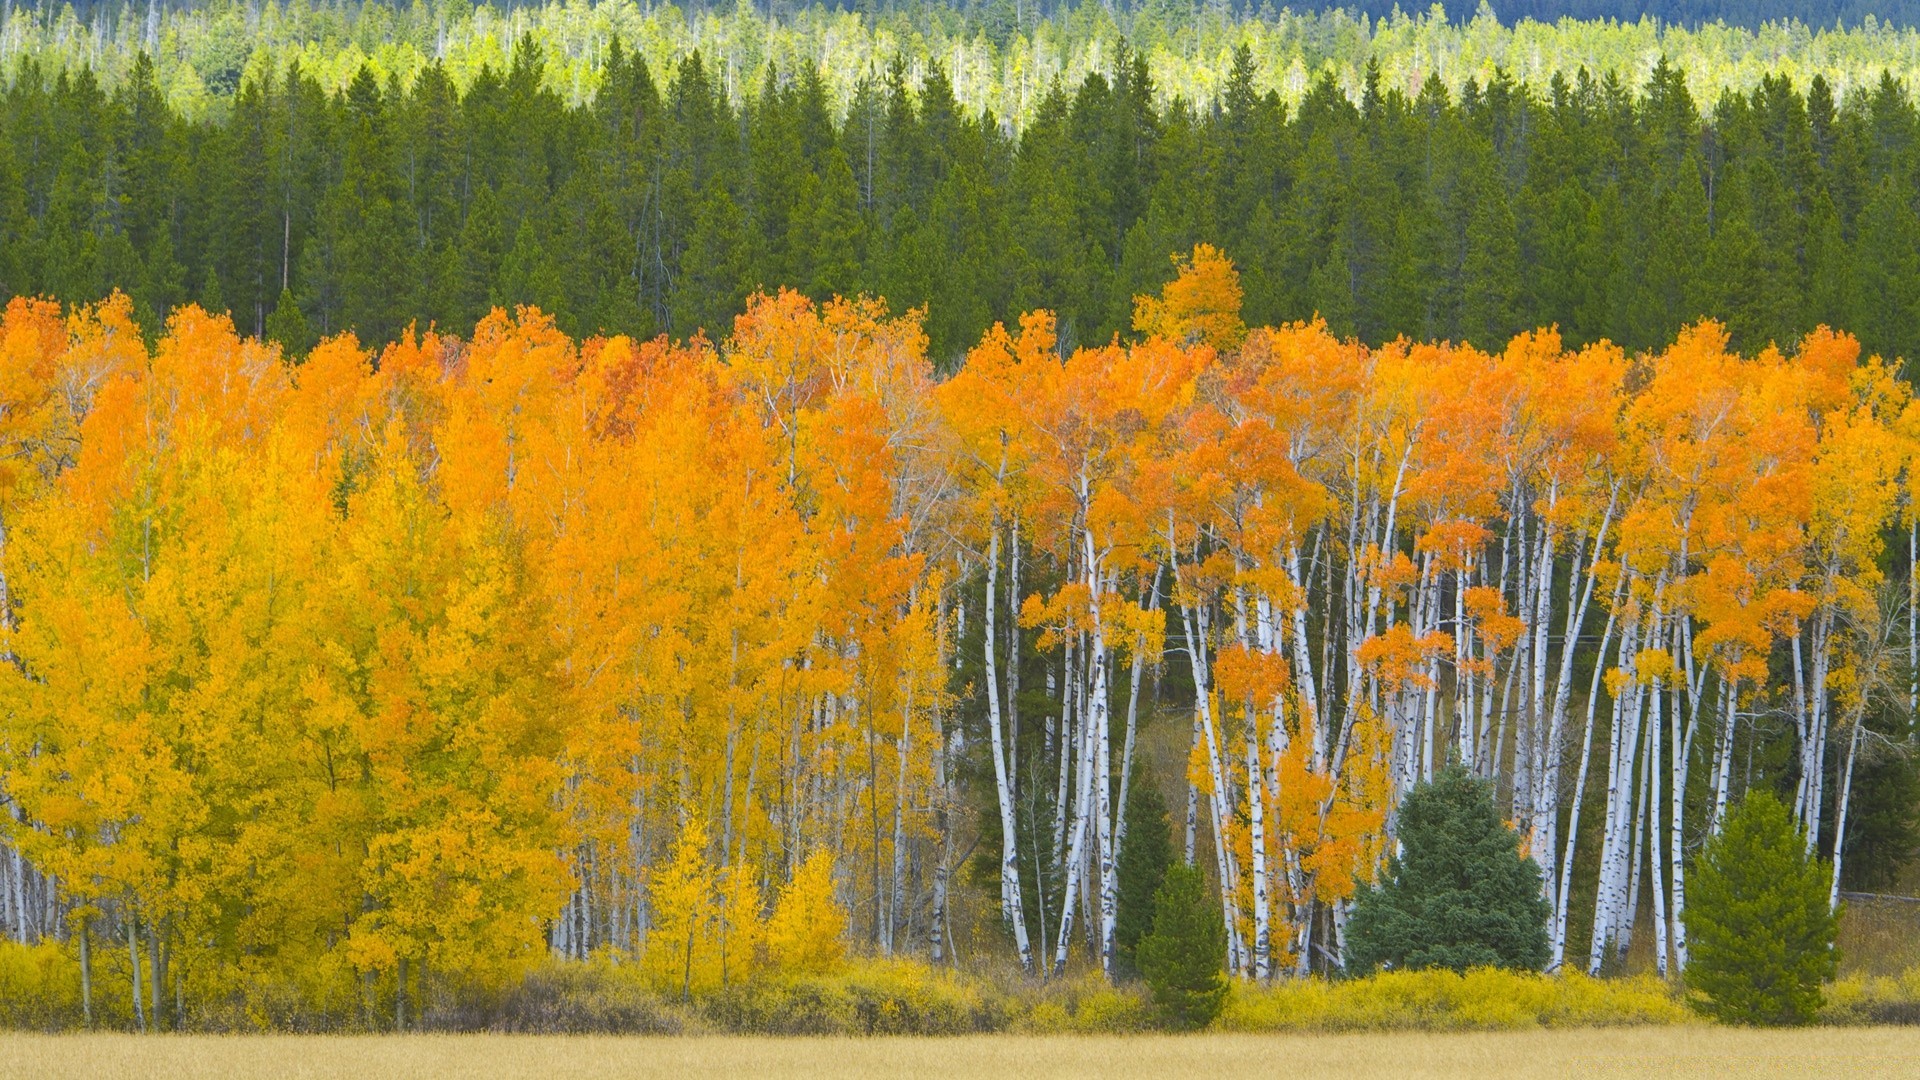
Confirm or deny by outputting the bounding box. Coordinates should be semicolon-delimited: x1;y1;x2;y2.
1114;782;1173;981
1344;766;1550;974
1684;791;1838;1026
1136;865;1227;1030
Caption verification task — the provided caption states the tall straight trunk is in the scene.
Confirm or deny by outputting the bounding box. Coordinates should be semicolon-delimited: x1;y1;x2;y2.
890;682;912;955
1588;594;1645;974
1535;498;1615;913
930;731;950;965
1008;518;1023;765
1287;543;1322;760
981;523;1034;972
1648;677;1669;978
1711;678;1738;833
1176;587;1245;974
8;810;22;944
1115;566;1163;851
1246;711;1270;980
931;589;952;967
1052;634;1076;874
79;915;91;1027
1184;718;1199;866
1620;704;1652;964
1552;592;1616;967
1804;606;1836;855
1082;540;1119;979
1830;704;1867;912
152;925;166;1030
1052;679;1095;975
129;915;145;1032
1669;676;1692;971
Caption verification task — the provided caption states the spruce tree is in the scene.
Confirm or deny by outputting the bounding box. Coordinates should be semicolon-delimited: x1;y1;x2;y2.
1136;864;1227;1031
1344;765;1549;974
1114;782;1173;981
264;288;311;357
1684;791;1838;1026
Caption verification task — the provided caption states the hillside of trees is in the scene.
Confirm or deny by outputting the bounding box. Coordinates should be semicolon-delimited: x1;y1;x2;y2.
0;0;1918;1034
12;31;1920;374
11;1;1920;128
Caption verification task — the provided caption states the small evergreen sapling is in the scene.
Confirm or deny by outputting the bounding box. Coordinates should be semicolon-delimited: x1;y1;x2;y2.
1344;765;1550;974
1683;790;1838;1026
1136;864;1227;1030
1114;783;1174;980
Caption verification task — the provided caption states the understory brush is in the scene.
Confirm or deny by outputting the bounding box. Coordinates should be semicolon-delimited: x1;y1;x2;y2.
1219;969;1692;1032
1818;970;1920;1025
0;940;1898;1034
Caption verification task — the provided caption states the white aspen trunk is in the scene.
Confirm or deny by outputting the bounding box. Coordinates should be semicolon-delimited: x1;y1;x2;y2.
1554;592;1620;968
1535;497;1614;912
1053;637;1075;873
1620;707;1651;964
931;711;952;966
1669;676;1691;971
1287;543;1322;765
80;915;91;1027
1086;539;1119;980
1246;708;1270;980
129;914;145;1033
1116;567;1162;852
1648;675;1669;978
1588;596;1644;975
1910;521;1917;717
890;682;912;955
1169;519;1243;960
8;808;23;944
1805;606;1835;855
1711;678;1738;833
1052;675;1095;975
1830;706;1866;913
981;523;1034;973
1792;629;1813;825
1177;591;1245;975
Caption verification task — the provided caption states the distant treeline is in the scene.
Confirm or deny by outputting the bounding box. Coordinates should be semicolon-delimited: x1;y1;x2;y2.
5;38;1920;365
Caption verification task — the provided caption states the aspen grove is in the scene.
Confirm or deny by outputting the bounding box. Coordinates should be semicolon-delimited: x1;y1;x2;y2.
0;244;1910;1022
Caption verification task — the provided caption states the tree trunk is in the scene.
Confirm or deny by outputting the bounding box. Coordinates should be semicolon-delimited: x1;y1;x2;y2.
982;524;1034;972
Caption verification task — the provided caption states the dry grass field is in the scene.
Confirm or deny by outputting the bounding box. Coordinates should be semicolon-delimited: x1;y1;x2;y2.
0;1028;1916;1079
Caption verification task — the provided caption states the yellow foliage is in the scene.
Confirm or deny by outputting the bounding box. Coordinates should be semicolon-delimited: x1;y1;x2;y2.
765;850;848;977
1219;969;1691;1032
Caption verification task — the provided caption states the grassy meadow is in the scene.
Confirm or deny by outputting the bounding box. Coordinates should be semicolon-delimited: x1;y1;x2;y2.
0;1029;1914;1079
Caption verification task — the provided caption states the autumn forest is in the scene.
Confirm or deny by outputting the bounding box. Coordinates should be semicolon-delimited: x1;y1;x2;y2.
0;0;1917;1040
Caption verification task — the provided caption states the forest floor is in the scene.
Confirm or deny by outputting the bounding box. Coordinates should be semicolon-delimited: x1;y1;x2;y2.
0;1028;1916;1079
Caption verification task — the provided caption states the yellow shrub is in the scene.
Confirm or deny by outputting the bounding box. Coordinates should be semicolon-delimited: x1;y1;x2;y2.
1818;968;1920;1025
1012;973;1153;1033
765;850;847;976
1220;968;1691;1032
0;940;82;1029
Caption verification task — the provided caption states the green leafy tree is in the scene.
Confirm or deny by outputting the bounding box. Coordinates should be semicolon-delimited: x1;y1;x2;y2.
1684;791;1838;1026
1136;864;1227;1031
1344;765;1549;975
1114;782;1173;981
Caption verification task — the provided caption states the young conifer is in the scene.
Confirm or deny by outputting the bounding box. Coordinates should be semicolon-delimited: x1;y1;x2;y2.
1683;791;1838;1026
1344;765;1550;975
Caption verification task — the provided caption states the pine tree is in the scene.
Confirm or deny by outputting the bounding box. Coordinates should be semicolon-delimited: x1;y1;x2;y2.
1114;781;1172;981
1136;864;1226;1030
1344;765;1549;974
1684;791;1838;1026
264;287;311;357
